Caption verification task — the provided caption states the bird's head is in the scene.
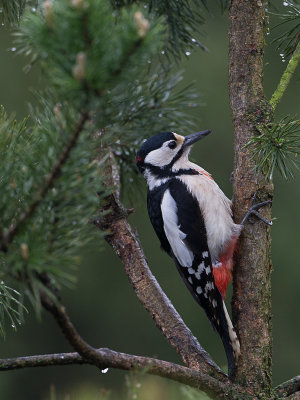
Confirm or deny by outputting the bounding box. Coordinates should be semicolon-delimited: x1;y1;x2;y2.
136;130;211;175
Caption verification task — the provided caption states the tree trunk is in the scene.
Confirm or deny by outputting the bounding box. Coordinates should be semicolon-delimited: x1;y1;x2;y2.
229;0;274;394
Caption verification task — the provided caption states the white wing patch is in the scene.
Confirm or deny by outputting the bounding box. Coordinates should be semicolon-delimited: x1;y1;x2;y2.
161;189;194;267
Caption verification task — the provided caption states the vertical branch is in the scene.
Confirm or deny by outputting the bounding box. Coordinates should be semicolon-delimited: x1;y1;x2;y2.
229;0;273;393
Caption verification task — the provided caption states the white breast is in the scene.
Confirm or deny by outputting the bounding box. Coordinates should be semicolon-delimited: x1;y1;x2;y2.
176;163;241;263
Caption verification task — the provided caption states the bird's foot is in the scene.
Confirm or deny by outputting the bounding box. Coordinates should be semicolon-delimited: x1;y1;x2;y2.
241;193;273;226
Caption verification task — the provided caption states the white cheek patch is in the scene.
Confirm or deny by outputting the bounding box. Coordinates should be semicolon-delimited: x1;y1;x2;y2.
144;147;174;167
144;140;183;167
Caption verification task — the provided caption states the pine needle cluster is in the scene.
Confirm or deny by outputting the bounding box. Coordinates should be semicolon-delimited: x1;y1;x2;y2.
0;0;27;24
0;280;27;337
272;0;300;58
246;117;300;180
111;0;230;59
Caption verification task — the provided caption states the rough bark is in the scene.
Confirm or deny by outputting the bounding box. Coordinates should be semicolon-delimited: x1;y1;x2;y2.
229;0;274;394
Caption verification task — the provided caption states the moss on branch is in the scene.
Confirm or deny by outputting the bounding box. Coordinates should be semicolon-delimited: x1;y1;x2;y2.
270;42;300;111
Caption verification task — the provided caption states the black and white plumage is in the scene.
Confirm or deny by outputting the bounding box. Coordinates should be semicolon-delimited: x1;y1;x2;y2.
136;130;241;376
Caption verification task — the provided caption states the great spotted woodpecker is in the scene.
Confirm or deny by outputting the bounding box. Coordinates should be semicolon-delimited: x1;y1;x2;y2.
136;130;241;376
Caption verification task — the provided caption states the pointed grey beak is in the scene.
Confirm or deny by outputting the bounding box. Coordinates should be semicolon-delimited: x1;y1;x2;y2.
183;130;211;147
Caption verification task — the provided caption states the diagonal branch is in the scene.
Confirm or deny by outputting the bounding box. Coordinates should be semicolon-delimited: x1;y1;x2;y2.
0;110;89;252
94;150;226;380
0;348;252;400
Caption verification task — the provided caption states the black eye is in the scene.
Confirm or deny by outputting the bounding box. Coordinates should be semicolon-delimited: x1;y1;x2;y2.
168;141;177;149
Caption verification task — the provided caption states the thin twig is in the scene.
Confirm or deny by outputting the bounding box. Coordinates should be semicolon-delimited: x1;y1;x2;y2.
1;110;89;252
270;41;300;111
0;352;86;370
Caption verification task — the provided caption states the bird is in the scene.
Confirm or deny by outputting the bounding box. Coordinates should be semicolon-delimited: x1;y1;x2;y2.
136;130;241;377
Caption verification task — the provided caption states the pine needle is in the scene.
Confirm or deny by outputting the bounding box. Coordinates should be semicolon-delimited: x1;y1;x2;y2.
246;117;300;180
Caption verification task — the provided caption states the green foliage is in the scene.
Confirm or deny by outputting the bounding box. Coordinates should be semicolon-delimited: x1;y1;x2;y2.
111;0;230;59
0;0;39;26
14;0;199;196
109;68;199;199
15;1;162;96
0;0;26;25
0;0;200;334
144;0;207;58
272;0;300;58
246;117;300;180
0;102;105;314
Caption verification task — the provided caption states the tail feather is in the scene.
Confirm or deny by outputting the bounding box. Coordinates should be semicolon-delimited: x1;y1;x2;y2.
222;301;240;359
216;298;240;377
173;257;240;377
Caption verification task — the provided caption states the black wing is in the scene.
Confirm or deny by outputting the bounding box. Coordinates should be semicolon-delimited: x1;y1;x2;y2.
147;181;172;254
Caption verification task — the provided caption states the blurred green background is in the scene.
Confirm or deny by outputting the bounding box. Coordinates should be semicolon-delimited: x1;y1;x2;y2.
0;3;299;399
